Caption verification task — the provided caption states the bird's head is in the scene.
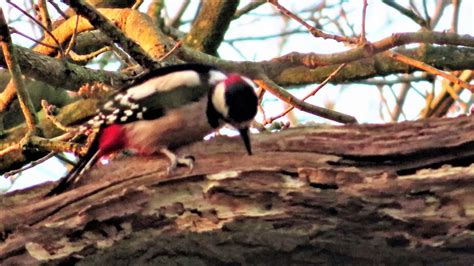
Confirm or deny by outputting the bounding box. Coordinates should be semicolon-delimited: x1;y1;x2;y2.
209;73;258;155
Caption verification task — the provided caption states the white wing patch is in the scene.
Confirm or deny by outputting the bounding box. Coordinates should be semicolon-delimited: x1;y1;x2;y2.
124;70;201;101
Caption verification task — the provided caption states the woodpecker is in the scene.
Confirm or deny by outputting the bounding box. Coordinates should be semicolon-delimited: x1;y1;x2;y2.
47;64;258;195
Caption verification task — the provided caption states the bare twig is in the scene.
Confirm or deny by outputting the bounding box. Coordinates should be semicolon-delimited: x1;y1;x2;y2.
169;0;190;28
47;0;69;20
9;26;57;49
255;74;357;124
3;152;56;178
158;40;182;61
132;0;144;10
430;0;449;28
269;0;358;44
69;46;112;62
0;131;31;156
7;0;64;56
265;63;347;124
451;0;460;33
0;80;17;113
41;100;76;132
386;51;474;92
390;81;410;121
62;0;160;69
233;0;266;19
37;0;52;31
360;0;368;43
64;15;80;56
0;9;38;131
274;31;474;67
382;0;429;28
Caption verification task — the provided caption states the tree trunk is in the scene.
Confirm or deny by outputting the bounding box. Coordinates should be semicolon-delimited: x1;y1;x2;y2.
1;116;474;265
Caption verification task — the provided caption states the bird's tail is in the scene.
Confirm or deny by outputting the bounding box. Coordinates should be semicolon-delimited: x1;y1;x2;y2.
45;133;101;196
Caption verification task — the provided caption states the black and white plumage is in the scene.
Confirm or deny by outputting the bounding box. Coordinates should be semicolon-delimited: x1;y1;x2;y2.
47;64;258;195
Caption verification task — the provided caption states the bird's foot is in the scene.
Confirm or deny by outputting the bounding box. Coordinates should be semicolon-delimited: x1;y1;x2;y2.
160;148;195;174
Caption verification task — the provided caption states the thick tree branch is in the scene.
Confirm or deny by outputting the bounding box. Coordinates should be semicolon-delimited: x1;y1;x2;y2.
0;45;122;90
61;1;161;68
184;0;239;55
1;116;474;264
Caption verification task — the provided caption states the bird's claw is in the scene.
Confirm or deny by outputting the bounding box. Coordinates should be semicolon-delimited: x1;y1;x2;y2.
160;148;195;174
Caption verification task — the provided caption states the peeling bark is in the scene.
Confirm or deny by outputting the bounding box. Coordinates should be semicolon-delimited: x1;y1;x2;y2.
1;116;474;265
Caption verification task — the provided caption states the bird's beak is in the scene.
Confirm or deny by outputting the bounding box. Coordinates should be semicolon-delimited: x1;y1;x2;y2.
238;127;252;155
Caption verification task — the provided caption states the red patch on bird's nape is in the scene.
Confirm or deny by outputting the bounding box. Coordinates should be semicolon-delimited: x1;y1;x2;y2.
224;74;244;89
98;124;127;156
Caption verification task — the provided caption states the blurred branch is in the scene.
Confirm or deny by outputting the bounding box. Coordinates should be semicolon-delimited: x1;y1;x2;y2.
386;51;474;92
451;0;460;32
424;70;473;118
350;76;430;86
382;0;429;28
360;0;368;43
391;82;409;121
430;0;449;28
37;0;53;31
169;0;190;28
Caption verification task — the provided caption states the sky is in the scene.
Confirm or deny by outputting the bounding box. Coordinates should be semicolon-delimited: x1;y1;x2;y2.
1;0;473;192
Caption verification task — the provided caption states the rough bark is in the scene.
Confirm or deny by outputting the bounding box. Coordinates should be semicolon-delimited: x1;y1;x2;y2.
1;115;474;265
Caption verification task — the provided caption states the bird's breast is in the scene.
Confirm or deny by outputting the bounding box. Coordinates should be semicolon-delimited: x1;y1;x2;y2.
123;98;213;154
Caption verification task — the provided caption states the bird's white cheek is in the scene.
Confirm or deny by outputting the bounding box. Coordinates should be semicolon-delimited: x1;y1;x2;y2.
212;82;229;117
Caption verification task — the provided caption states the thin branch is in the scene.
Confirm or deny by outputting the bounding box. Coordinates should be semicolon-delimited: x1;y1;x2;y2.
233;0;266;20
391;82;409;121
421;0;431;28
377;85;397;121
269;0;358;44
69;46;111;62
386;51;474;92
360;0;368;43
3;152;55;178
226;29;307;43
0;80;17;113
9;26;57;49
0;131;31;157
62;0;160;69
451;0;460;33
158;40;182;61
132;0;144;10
37;0;52;31
0;9;38;131
274;31;474;67
64;15;80;56
350;76;430;86
47;0;69;20
7;0;64;56
430;0;449;28
382;0;429;28
169;0;190;28
265;63;347;124
41;100;76;132
255;74;357;124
